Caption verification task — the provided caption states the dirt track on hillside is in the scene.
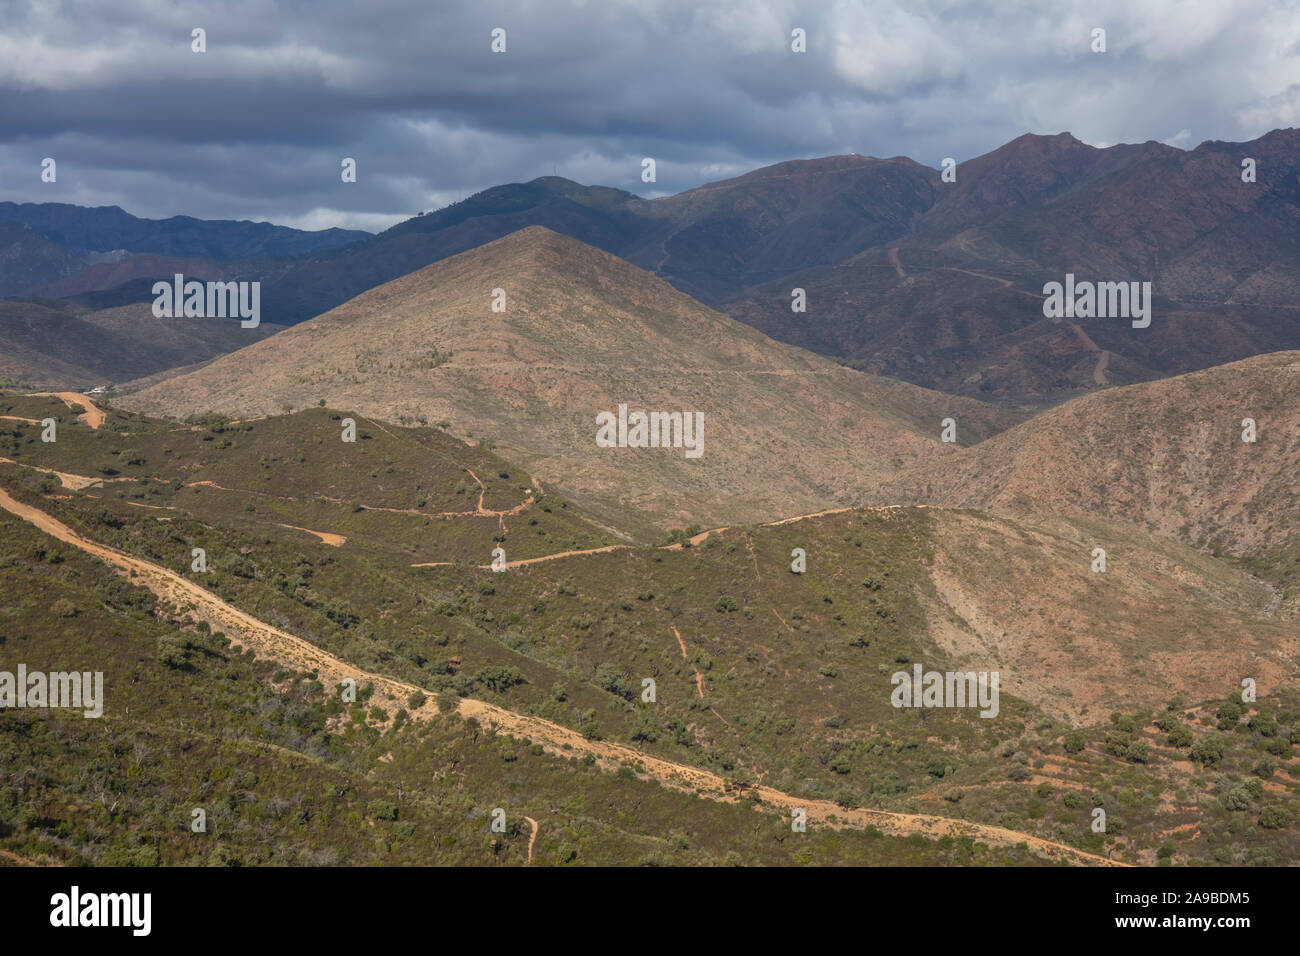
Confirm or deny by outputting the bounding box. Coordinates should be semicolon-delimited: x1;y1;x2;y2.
524;816;538;864
26;392;107;429
0;457;119;491
673;626;706;699
277;523;347;546
479;544;630;569
0;485;1123;866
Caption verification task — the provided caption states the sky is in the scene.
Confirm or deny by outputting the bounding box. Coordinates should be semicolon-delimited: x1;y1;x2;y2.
2;0;1298;234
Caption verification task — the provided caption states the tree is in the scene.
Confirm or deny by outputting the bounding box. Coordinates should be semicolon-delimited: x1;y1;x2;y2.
475;665;526;693
1124;741;1150;764
156;633;194;670
1190;734;1227;767
1247;712;1278;737
1063;731;1087;754
594;663;632;700
1216;699;1246;730
1223;787;1251;811
1259;806;1292;830
1165;723;1193;748
630;712;659;743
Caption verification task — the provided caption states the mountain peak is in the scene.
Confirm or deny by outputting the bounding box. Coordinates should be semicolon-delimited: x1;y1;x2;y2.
119;227;1018;535
441;223;608;266
991;130;1090;156
527;175;585;188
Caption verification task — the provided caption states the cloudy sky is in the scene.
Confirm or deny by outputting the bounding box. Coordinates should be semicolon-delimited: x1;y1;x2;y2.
3;0;1298;233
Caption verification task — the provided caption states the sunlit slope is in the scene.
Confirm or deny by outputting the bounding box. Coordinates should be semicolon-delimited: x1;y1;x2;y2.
118;226;1022;538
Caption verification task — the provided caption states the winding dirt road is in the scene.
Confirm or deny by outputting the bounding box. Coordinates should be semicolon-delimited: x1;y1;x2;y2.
26;392;107;429
0;485;1122;866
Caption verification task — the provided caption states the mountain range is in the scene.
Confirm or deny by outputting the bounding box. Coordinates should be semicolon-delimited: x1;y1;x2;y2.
0;202;370;299
2;129;1298;868
7;128;1299;405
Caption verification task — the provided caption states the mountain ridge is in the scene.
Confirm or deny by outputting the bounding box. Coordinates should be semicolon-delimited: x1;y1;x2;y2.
117;225;1022;537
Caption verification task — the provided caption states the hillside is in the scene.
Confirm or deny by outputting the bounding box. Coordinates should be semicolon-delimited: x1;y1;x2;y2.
2;497;1007;868
874;352;1300;567
1;393;1295;865
117;227;1021;537
0;299;279;389
0;202;369;307
29;130;1300;405
22;253;231;300
0;221;85;298
728;129;1300;402
181;128;1300;407
0;201;369;261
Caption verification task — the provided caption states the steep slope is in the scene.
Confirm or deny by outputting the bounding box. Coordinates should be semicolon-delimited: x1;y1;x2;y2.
622;154;937;302
22;252;230;299
0;202;370;310
3;398;1294;865
39;129;1300;404
729;129;1300;402
874;352;1300;560
232;155;940;324
118;227;1021;537
0;221;86;297
919;509;1295;720
0;299;279;388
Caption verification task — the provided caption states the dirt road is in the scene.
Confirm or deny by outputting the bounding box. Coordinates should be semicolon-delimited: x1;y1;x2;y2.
277;523;347;546
1066;322;1111;386
673;626;706;699
0;486;1122;866
0;457;114;491
474;544;630;570
524;816;538;864
26;392;107;429
887;247;907;279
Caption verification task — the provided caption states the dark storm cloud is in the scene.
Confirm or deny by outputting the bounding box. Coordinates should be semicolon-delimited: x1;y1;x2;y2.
1;0;1296;231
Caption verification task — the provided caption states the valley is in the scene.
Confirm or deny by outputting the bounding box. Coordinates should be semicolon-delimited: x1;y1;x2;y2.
1;133;1297;872
1;371;1295;867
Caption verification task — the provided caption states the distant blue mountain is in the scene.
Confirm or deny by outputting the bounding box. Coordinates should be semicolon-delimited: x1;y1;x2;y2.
0;201;370;262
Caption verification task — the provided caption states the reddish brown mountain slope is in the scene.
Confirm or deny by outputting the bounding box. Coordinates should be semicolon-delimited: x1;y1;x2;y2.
875;351;1300;557
118;227;1021;538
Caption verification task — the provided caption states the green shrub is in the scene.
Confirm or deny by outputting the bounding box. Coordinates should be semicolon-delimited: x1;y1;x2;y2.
1165;723;1193;748
1259;806;1292;830
1190;734;1227;767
